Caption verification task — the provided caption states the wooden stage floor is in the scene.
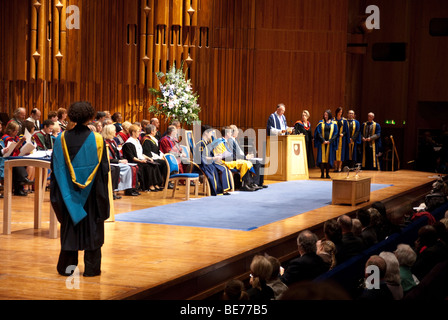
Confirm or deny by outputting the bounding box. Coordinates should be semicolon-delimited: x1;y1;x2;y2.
0;169;443;300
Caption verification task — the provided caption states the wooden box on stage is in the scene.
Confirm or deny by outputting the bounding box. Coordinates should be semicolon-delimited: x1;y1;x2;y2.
332;176;371;206
265;135;309;181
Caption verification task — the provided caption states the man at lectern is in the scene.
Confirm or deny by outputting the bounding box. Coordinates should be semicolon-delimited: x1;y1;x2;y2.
266;103;293;136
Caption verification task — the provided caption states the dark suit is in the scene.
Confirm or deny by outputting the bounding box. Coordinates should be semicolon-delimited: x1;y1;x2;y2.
336;232;365;265
280;252;329;286
361;226;378;248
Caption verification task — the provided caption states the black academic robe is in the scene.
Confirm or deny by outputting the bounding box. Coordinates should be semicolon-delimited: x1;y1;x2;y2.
50;125;110;251
122;141;163;190
141;135;168;183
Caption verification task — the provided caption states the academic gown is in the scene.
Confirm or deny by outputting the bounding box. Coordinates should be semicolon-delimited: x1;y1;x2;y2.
294;121;315;168
50;125;110;252
314;120;339;167
141;135;168;183
347;119;361;163
122;139;163;190
333;117;350;162
361;121;382;169
194;138;232;196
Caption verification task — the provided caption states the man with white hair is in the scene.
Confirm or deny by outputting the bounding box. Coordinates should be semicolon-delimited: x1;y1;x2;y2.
361;112;382;170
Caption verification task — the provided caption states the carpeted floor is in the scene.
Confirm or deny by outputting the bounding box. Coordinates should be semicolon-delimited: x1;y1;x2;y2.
115;180;392;231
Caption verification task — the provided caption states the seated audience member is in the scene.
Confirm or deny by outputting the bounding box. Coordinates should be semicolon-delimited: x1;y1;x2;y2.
111;112;123;133
379;251;404;300
280;230;328;286
265;254;288;300
48;111;58;124
1;122;30;196
150;118;162;141
102;124;139;198
26;108;41;131
246;255;275;301
193;125;232;196
159;125;187;173
8;107;26;134
412;225;448;280
336;215;365;264
222;279;249;301
115;121;131;145
140;120;150;140
357;209;378;248
316;239;337;270
141;124;168;187
57;108;68;131
394;244;419;295
371;201;401;241
351;218;362;237
95;111;107;124
33;119;54;151
358;255;394;300
228;124;266;188
122;124;164;192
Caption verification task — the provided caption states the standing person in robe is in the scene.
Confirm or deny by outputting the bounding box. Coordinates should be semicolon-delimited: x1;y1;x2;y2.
294;110;315;169
50;101;110;277
347;110;361;168
314;110;339;179
332;107;350;172
266;103;293;136
194;125;232;196
361;112;382;170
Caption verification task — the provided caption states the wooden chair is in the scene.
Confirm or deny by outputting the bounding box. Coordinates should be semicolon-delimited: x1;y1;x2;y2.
163;153;200;200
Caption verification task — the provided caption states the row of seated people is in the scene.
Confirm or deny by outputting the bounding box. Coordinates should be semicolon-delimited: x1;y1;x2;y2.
221;201;448;301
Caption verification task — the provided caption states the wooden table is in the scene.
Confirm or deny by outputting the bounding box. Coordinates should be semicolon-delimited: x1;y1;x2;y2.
3;158;58;239
332;176;372;206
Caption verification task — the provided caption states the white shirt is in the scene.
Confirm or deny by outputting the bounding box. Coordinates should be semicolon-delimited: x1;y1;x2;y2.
126;137;144;160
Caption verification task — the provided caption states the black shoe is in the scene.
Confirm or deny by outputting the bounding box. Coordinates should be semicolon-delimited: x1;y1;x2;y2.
168;182;174;189
83;271;101;277
261;185;268;188
223;192;231;195
14;190;28;196
240;185;255;192
250;184;263;190
113;194;122;200
124;190;139;196
326;174;331;179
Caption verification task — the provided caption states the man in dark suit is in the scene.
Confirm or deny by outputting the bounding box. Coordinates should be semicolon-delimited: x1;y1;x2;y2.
280;230;329;286
336;215;366;264
357;209;378;248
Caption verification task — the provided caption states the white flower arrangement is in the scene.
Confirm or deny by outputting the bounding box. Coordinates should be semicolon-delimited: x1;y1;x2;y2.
149;65;200;125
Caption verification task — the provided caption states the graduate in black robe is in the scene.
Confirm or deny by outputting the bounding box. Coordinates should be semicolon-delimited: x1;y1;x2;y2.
50;101;110;277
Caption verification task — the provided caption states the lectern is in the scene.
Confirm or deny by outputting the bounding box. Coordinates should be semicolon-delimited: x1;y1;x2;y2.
265;135;309;181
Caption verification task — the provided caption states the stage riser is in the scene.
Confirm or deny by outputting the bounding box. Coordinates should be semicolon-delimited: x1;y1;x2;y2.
116;179;436;300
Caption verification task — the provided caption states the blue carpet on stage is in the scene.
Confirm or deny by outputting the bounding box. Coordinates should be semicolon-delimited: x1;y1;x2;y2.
115;180;392;231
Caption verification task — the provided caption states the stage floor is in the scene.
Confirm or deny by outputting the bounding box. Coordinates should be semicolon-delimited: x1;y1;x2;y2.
0;169;443;300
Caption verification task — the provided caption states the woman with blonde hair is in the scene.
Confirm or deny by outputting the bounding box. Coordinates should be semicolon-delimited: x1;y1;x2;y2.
317;239;337;270
294;110;315;168
246;255;274;301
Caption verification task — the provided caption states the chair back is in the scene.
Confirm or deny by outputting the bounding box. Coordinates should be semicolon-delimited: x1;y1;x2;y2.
185;130;194;153
164;153;179;176
181;145;190;160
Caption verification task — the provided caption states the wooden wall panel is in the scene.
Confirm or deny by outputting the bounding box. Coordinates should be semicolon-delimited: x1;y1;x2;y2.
1;0;347;137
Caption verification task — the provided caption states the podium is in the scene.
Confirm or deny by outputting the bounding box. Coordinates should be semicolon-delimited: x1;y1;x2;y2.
265;135;309;181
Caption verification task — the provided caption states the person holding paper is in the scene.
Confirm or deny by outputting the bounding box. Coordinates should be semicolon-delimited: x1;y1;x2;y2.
33;119;54;151
1;122;30;196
